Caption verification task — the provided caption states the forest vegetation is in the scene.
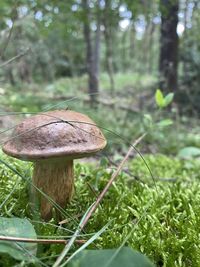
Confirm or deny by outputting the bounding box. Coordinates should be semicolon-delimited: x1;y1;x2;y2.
0;0;200;266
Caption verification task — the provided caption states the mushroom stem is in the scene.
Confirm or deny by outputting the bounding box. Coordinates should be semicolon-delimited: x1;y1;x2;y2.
32;160;74;220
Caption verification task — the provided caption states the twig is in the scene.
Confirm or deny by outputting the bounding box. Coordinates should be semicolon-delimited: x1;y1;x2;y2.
59;213;83;225
53;134;146;266
105;155;140;181
158;177;177;182
0;22;15;59
52;96;140;114
86;182;99;198
0;3;17;58
0;235;85;245
79;133;146;231
0;48;30;68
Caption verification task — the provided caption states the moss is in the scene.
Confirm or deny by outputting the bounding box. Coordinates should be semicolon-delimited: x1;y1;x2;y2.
0;153;200;266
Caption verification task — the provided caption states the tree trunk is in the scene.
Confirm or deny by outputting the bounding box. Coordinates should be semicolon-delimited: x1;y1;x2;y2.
182;0;189;75
129;23;135;69
93;0;101;84
82;0;98;106
159;0;179;92
103;0;115;94
146;21;156;74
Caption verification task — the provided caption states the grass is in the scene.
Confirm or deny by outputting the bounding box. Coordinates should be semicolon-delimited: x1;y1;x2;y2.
0;72;156;112
1;73;200;266
99;72;156;92
1;72;200;158
0;152;200;266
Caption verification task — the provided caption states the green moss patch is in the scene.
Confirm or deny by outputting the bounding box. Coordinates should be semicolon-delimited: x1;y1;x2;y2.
0;153;200;266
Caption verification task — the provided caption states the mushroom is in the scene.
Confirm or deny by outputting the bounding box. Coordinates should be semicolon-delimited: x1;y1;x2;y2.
2;110;107;220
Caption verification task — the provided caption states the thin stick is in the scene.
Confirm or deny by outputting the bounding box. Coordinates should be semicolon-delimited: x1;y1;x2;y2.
79;133;146;231
0;48;30;68
59;213;83;225
105;155;140;180
0;3;17;58
0;235;85;245
53;134;146;266
0;22;14;58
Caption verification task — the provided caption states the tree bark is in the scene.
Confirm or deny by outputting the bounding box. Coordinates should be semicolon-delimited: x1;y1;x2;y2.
146;21;156;74
103;0;115;93
159;0;179;92
93;0;101;83
82;0;98;107
129;23;135;59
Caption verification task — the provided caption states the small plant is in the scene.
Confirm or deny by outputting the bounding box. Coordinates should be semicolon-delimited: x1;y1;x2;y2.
143;89;174;129
155;89;174;109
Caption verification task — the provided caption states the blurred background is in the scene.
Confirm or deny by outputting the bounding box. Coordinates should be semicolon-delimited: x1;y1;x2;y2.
0;0;200;156
1;3;200;266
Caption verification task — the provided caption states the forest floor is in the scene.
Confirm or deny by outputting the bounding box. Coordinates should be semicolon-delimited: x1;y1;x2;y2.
0;73;200;267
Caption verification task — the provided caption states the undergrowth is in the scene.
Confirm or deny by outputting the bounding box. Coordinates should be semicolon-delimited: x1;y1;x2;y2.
0;152;200;266
1;73;200;157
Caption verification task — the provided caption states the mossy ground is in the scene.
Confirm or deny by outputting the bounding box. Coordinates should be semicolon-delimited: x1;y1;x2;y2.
0;153;200;266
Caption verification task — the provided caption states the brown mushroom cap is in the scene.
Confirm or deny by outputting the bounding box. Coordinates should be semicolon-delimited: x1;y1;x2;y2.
2;110;106;161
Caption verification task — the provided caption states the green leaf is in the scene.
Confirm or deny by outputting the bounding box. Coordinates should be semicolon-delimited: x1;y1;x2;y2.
67;247;155;267
63;221;112;266
155;89;165;108
0;217;37;261
164;93;174;107
178;147;200;159
157;119;173;128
